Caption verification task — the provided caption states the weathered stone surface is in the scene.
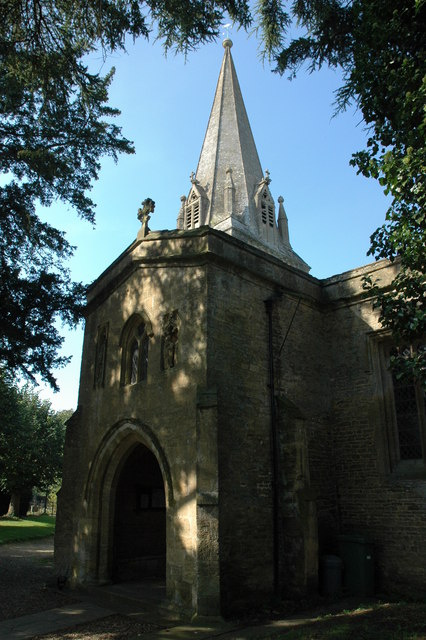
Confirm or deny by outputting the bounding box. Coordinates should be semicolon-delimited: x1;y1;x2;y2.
55;40;425;619
56;227;426;618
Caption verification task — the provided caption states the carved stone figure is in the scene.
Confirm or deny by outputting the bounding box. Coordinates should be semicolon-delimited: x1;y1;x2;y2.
161;310;179;369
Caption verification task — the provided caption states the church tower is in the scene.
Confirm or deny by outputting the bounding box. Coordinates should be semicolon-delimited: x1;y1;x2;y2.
54;39;319;620
55;37;425;622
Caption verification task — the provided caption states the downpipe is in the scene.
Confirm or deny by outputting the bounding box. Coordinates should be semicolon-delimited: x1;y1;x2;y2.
264;296;281;598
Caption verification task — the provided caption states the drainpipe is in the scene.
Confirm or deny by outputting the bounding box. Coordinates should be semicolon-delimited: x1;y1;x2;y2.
264;296;281;598
265;295;301;599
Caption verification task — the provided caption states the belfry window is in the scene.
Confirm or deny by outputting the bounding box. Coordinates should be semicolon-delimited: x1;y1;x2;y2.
261;189;274;228
120;315;151;386
185;192;201;229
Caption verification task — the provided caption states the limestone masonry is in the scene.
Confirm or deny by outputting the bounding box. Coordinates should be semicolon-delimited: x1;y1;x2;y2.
55;40;426;618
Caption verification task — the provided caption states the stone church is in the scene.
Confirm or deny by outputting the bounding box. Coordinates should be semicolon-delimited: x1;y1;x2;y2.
55;40;426;618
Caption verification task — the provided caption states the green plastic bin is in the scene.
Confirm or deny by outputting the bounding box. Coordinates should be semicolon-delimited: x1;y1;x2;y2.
338;533;375;596
320;554;343;597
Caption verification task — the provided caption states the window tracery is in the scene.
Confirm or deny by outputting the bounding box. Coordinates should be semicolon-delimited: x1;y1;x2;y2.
130;339;139;385
390;344;426;461
120;314;151;386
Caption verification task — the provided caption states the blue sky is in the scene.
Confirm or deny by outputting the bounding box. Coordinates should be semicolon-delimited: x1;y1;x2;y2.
37;27;389;410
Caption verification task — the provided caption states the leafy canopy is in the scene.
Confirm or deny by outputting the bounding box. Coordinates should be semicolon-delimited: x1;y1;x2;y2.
0;0;252;389
1;0;424;389
0;373;67;503
271;0;426;386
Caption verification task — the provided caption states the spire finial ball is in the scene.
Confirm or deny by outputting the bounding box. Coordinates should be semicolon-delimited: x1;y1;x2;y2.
222;38;233;49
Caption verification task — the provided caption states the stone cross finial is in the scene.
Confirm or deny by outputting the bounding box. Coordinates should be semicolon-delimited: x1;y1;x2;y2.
137;198;155;238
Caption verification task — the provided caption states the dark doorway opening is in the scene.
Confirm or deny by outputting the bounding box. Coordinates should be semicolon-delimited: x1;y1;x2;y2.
113;444;166;582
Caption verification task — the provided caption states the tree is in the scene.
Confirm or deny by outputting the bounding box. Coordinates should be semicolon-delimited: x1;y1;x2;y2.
2;1;424;389
270;0;425;386
0;0;252;389
0;373;67;516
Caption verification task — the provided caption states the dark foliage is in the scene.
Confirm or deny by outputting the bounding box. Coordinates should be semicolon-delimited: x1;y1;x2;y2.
273;0;425;386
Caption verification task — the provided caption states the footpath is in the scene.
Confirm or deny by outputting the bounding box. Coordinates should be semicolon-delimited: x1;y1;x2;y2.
0;596;326;640
0;537;365;640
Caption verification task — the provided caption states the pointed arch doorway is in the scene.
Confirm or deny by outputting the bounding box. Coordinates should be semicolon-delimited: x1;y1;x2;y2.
113;443;166;582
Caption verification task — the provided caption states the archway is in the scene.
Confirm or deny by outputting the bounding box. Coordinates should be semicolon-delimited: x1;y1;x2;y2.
112;443;166;582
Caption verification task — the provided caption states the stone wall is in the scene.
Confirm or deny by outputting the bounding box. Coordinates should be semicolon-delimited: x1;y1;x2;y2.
207;260;275;612
56;232;212;616
204;236;332;611
56;228;426;620
324;262;426;593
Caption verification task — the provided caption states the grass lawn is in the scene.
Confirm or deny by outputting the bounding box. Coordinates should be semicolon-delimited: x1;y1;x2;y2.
262;601;426;639
0;514;55;544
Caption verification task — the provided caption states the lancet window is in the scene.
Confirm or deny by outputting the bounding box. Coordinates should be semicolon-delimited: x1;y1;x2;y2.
261;188;275;228
120;314;151;386
390;344;426;462
254;177;278;246
376;338;426;476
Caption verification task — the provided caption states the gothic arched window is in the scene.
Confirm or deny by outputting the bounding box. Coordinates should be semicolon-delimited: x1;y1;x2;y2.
261;189;275;228
120;315;151;386
375;338;426;477
390;344;426;461
185;191;201;229
254;177;278;245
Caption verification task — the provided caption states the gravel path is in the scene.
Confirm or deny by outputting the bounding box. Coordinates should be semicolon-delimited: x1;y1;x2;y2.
0;537;162;639
0;537;79;621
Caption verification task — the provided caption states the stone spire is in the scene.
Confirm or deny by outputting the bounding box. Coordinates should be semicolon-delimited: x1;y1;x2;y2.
195;38;263;232
180;39;309;272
